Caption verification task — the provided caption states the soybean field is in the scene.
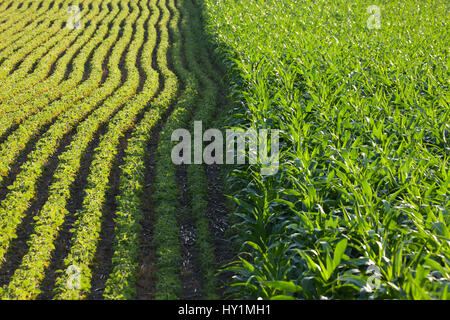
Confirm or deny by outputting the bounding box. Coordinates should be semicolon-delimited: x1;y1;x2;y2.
0;0;448;301
0;0;231;300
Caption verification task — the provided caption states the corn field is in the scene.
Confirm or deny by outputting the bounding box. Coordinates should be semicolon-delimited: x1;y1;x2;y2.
0;0;448;300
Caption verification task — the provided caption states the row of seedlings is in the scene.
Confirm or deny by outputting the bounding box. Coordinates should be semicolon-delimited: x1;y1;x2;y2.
51;0;179;299
0;0;132;267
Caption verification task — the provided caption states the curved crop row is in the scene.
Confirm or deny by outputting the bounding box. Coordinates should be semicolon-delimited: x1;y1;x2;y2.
0;1;56;54
0;0;231;301
0;0;45;37
0;1;20;16
0;0;121;185
103;0;188;300
0;0;148;300
0;0;111;111
0;4;62;59
181;0;222;299
0;0;99;104
0;1;19;14
0;1;119;152
150;0;214;300
0;1;70;83
0;0;131;267
0;0;98;106
52;0;179;299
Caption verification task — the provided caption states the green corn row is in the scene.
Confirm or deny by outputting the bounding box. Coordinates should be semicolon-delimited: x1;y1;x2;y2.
201;0;449;300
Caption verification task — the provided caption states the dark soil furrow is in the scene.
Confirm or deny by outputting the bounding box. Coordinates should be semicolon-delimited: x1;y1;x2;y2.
0;126;79;287
176;164;204;300
134;0;181;300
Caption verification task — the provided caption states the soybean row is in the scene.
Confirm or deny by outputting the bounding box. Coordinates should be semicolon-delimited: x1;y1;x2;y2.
0;0;231;300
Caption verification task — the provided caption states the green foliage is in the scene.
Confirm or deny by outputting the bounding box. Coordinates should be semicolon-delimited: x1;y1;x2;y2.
202;0;449;300
0;0;225;301
1;0;142;299
0;0;446;301
0;0;122;269
104;0;178;299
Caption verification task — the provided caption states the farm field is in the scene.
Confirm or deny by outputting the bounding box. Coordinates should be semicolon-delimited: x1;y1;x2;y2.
202;0;449;299
0;0;448;301
0;0;232;300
